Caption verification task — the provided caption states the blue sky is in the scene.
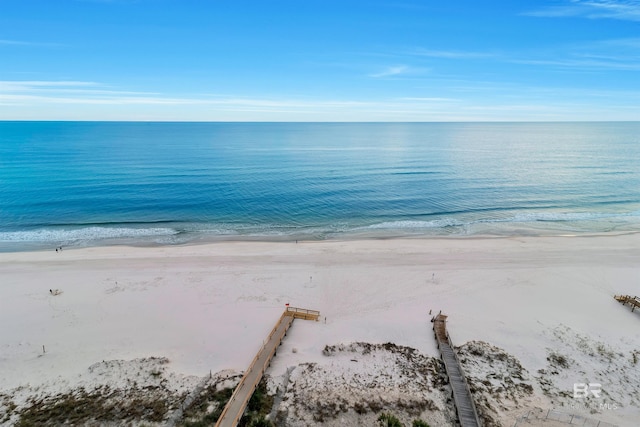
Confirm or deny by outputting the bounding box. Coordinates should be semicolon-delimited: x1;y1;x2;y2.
1;0;640;121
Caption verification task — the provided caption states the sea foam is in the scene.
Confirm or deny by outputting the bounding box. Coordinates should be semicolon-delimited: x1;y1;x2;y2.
0;227;179;243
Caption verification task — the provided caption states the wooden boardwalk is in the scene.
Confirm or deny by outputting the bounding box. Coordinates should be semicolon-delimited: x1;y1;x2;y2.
614;295;640;313
433;313;481;427
214;307;319;427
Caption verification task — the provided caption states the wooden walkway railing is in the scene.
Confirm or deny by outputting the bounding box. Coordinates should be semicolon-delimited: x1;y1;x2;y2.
433;313;482;427
214;306;319;427
285;306;320;321
614;295;640;313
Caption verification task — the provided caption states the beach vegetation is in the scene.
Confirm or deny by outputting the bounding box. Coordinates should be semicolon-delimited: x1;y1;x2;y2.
247;414;274;427
181;385;233;426
378;412;403;427
15;385;173;426
595;343;617;361
0;394;17;423
237;378;274;427
546;352;569;369
412;420;431;427
246;380;272;414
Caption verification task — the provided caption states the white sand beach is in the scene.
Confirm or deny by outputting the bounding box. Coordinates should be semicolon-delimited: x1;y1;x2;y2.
1;234;639;426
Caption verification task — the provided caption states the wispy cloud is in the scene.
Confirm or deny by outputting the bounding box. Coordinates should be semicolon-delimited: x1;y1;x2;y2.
0;81;162;98
73;0;138;3
512;57;640;70
509;36;640;71
399;97;457;102
0;39;31;46
0;81;170;106
0;81;98;90
582;37;640;54
2;79;638;121
369;65;429;78
369;65;411;78
0;39;65;48
0;79;475;121
409;48;496;59
524;0;640;22
0;80;375;109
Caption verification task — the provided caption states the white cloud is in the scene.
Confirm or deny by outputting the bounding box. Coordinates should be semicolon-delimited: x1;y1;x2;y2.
409;49;496;59
524;0;640;21
507;36;640;71
399;97;457;102
369;65;412;78
0;80;377;109
512;57;640;70
1;79;638;121
0;81;98;91
0;39;64;47
0;39;31;46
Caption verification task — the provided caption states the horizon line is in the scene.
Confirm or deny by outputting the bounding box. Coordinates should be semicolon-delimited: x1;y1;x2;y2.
2;119;639;124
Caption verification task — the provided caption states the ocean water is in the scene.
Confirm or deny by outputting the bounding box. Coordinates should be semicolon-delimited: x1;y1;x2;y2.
1;121;639;251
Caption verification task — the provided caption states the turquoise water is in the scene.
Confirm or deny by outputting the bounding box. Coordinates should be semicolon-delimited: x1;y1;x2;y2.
1;122;639;250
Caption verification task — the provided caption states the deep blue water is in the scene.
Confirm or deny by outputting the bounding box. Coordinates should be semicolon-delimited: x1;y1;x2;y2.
1;121;639;250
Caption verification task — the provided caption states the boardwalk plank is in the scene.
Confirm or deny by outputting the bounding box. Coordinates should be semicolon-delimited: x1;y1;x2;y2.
215;307;319;427
433;314;481;427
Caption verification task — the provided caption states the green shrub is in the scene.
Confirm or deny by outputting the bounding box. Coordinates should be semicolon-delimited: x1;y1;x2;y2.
378;412;404;427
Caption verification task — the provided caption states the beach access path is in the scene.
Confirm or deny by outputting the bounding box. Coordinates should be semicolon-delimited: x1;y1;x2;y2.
433;313;481;427
215;307;319;427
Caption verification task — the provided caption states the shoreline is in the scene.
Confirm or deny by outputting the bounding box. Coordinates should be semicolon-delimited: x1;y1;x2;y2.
0;229;639;263
1;233;639;425
1;226;640;255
